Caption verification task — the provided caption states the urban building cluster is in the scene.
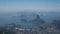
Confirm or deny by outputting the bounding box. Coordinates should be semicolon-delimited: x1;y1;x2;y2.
3;23;60;34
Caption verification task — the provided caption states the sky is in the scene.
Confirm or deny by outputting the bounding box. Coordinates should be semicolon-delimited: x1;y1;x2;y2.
0;0;60;12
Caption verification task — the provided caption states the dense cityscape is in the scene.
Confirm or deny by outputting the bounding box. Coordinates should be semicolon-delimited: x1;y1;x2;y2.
0;14;60;34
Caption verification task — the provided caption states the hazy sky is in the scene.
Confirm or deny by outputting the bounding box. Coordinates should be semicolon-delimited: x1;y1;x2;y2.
0;0;60;11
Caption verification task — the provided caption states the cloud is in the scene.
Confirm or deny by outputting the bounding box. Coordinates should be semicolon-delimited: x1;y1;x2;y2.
0;4;60;12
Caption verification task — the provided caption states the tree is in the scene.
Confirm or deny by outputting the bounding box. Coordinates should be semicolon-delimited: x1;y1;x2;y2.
51;20;60;30
0;27;16;34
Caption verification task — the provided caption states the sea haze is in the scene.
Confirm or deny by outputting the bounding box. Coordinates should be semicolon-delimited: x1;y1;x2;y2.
0;11;60;28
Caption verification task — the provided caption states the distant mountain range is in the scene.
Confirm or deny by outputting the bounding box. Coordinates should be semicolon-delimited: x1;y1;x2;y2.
0;11;60;28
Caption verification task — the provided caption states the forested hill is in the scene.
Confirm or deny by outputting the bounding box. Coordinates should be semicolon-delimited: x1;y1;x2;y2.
0;11;60;28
